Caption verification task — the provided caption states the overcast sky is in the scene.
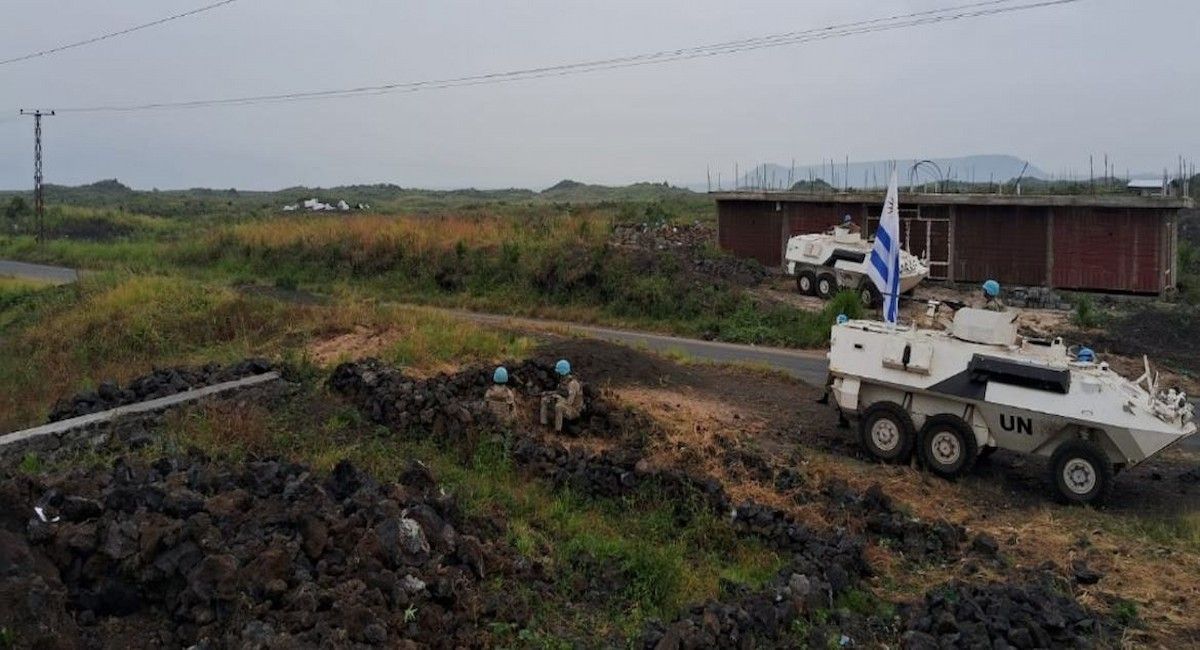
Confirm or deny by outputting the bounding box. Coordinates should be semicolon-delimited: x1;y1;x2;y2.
0;0;1196;190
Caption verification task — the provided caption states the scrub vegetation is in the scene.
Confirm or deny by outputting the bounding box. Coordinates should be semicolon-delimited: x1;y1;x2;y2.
0;181;854;348
0;274;531;432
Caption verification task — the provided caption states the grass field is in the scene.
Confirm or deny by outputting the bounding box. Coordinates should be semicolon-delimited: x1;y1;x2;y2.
0;197;859;349
0;274;533;432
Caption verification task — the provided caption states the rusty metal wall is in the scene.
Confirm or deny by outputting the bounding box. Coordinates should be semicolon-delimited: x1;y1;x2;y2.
716;200;784;266
1051;207;1164;293
785;201;854;238
953;205;1049;286
716;196;1174;294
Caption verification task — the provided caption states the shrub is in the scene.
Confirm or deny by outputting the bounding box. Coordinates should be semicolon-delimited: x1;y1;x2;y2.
1112;598;1140;627
4;196;30;220
1072;295;1104;329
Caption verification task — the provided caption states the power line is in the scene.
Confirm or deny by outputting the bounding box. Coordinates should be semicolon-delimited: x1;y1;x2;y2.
0;0;240;67
54;0;1079;114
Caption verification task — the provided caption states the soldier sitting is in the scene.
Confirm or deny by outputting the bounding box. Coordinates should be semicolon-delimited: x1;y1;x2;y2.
839;213;861;235
981;279;1006;312
484;366;516;424
540;359;584;432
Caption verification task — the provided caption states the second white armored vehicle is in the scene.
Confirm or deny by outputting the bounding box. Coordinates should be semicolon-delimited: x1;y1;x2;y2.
826;308;1196;504
786;226;928;308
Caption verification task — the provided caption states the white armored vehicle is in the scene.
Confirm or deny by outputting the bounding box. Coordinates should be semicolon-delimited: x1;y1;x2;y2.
786;226;929;308
826;308;1196;504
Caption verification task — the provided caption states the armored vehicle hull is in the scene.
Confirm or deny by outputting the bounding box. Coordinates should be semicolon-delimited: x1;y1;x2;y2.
786;226;928;307
827;309;1196;503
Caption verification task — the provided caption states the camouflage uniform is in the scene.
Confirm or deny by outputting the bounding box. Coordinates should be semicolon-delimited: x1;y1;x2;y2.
983;296;1006;312
484;385;516;424
541;376;584;431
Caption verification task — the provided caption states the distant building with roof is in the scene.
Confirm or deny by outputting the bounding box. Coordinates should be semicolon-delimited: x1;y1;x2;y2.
711;191;1193;295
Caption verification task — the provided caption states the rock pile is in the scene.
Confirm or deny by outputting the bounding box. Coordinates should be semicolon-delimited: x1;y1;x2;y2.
332;357;879;646
0;454;537;648
823;481;965;564
901;579;1104;649
47;358;275;422
642;565;841;649
329;358;653;442
1006;287;1070;310
612;221;768;286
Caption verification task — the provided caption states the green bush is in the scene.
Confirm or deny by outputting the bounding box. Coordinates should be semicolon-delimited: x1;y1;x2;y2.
1112;598;1140;627
1179;241;1200;304
1072;295;1104;328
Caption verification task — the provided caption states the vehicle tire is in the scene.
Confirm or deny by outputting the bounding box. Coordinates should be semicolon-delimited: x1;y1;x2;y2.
796;270;817;296
918;414;979;479
816;273;837;299
859;402;916;463
1050;439;1114;505
858;283;881;309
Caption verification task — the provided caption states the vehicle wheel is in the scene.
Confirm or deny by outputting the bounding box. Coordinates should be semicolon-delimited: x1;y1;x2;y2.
858;283;881;309
796;270;817;295
918;414;978;479
816;273;837;299
859;402;915;463
1050;439;1114;505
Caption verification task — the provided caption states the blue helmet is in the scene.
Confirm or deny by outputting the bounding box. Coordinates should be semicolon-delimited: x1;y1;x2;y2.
493;366;508;384
1076;347;1095;363
842;214;853;224
554;359;571;376
836;313;849;325
982;280;1000;297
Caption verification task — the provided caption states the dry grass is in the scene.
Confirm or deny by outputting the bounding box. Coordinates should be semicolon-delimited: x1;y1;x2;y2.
163;400;278;457
601;382;1200;647
228;212;609;255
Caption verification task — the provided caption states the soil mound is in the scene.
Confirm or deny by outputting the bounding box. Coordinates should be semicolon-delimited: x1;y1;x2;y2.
47;358;276;423
0;454;535;648
1094;306;1200;378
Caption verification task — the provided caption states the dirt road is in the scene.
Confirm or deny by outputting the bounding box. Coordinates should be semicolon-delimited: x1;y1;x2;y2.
0;259;81;284
455;309;831;384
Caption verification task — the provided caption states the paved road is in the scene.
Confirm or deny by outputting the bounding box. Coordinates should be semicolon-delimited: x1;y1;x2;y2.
456;310;830;385
0;260;81;285
456;310;1200;451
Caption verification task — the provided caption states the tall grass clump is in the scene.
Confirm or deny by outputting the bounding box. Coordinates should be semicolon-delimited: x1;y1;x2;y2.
1072;295;1104;329
701;291;864;347
1178;241;1200;305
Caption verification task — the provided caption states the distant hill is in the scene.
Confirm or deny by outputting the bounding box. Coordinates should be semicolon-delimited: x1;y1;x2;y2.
0;178;702;218
538;179;696;202
699;155;1048;190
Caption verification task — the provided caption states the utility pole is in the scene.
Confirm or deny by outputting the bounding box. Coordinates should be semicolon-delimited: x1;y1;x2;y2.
20;109;55;244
